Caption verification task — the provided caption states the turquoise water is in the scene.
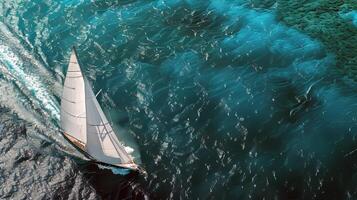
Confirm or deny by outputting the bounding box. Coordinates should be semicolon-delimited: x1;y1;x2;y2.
1;0;357;199
341;10;357;27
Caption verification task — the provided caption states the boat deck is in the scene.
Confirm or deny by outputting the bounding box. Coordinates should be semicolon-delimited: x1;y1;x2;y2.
63;132;86;151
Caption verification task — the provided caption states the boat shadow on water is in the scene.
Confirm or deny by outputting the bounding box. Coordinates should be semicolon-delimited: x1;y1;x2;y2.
78;161;150;200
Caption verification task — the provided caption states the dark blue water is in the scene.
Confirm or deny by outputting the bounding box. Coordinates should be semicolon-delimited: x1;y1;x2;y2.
1;0;357;199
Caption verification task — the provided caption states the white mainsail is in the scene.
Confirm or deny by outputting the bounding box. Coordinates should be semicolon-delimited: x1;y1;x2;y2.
60;48;138;170
60;49;87;146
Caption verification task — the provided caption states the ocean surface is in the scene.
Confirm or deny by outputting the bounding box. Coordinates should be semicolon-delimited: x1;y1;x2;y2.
0;0;357;199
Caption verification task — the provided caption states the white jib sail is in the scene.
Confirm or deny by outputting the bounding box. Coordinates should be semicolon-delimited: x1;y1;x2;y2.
84;78;134;166
60;49;87;144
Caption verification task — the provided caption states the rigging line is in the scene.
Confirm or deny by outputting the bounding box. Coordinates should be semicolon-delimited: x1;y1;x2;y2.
98;89;115;127
345;148;357;157
93;87;115;130
63;84;75;90
87;128;114;134
87;122;110;126
66;75;83;78
97;105;131;161
110;130;132;160
102;103;130;159
61;108;86;118
85;79;132;162
109;133;131;160
61;96;76;104
95;89;102;97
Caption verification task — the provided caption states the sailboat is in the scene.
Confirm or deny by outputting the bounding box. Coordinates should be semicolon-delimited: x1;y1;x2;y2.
60;48;140;172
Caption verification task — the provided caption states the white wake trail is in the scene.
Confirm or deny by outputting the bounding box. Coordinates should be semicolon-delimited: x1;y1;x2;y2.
0;24;87;159
0;42;60;121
